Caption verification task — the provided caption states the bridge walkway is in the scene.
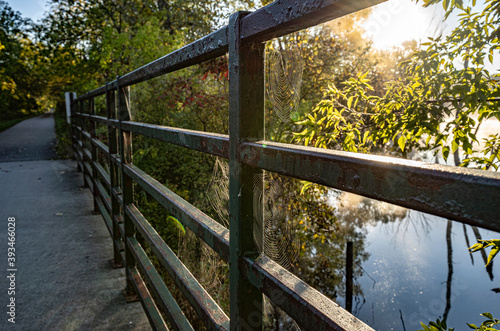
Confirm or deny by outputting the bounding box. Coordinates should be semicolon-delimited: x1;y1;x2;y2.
0;114;150;330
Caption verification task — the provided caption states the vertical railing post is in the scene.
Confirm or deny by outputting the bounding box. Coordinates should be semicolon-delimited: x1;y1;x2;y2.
81;99;90;188
69;93;81;172
75;99;82;172
228;11;265;330
65;92;73;124
89;97;99;213
117;82;138;302
346;241;353;313
107;84;123;268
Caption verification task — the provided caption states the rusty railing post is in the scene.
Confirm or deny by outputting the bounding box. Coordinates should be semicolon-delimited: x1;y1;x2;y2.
228;11;265;330
81;99;90;188
89;96;99;213
74;98;82;171
69;93;81;172
107;84;123;268
117;82;138;302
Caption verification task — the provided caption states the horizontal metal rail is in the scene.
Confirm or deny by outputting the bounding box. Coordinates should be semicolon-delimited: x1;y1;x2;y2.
92;138;110;157
84;174;93;193
126;204;230;330
240;255;374;331
78;112;109;126
93;160;111;187
82;147;92;164
128;236;194;331
119;121;229;158
240;141;500;232
241;0;384;42
128;266;168;330
124;164;230;261
96;195;113;238
95;179;111;212
75;26;228;101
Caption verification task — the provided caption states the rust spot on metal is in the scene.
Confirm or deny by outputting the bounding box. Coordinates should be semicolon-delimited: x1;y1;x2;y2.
200;136;208;150
406;170;454;191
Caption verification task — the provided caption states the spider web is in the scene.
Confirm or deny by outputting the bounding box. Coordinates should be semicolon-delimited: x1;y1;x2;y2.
207;158;299;269
253;172;300;270
266;45;304;122
207;158;230;228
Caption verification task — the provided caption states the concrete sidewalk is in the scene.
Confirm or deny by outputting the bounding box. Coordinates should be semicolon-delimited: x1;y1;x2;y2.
0;158;151;330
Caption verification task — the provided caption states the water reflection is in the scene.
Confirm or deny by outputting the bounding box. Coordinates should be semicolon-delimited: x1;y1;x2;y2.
334;193;500;331
258;175;499;331
444;220;452;322
264;185;496;329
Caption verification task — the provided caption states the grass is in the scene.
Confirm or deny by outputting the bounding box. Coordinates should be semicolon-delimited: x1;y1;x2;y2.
54;109;74;159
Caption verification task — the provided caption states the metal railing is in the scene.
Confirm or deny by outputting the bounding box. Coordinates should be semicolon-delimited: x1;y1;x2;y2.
69;0;500;330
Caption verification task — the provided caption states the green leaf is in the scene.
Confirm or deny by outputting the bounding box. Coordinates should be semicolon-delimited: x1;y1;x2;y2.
398;135;406;152
347;96;354;109
451;139;459;153
466;323;478;329
290;111;300;122
469;242;484;252
166;216;185;236
363;130;370;144
300;181;313;195
442;146;450;160
482;312;494;320
419;323;431;331
486;247;499;267
425;135;433;147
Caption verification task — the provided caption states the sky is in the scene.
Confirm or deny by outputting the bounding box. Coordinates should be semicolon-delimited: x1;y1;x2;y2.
364;0;499;72
7;0;48;22
363;0;450;49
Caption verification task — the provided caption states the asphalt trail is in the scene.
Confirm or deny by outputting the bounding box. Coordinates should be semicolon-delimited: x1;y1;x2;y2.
0;114;57;162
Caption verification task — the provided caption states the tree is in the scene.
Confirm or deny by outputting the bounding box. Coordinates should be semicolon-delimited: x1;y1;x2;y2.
294;0;500;170
0;1;41;120
264;9;411;147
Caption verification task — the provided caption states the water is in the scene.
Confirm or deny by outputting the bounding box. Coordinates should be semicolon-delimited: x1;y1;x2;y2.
332;198;500;330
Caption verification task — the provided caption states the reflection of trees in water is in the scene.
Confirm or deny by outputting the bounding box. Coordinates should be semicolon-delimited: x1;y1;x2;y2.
441;222;495;324
390;211;432;241
264;187;415;329
333;190;408;227
443;220;453;322
264;183;500;329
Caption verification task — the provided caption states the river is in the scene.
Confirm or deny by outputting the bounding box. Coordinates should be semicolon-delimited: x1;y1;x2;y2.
330;194;500;330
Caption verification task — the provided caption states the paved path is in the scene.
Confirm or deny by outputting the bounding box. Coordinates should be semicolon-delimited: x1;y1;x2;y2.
0;115;151;330
0;114;57;162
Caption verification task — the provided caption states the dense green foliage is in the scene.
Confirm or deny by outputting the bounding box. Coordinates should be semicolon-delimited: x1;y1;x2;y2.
293;0;499;170
0;1;43;120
